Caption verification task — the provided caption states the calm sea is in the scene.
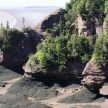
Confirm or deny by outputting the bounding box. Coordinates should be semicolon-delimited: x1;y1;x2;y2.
0;6;60;29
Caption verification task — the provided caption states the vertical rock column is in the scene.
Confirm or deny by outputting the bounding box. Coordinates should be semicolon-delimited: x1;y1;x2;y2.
81;59;106;94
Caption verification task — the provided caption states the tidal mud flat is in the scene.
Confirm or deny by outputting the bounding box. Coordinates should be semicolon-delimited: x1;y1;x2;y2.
0;66;108;108
0;66;78;108
0;66;51;108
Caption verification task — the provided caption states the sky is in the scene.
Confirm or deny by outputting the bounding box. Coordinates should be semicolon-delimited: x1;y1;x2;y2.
0;0;70;9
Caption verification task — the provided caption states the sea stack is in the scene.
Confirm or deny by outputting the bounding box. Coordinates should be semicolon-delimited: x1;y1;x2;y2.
81;59;106;94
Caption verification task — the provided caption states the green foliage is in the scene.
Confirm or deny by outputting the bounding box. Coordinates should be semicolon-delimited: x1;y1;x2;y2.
0;26;4;48
0;24;24;51
77;0;86;14
104;15;108;27
46;18;66;36
67;0;105;16
28;54;37;70
32;34;93;73
104;0;108;14
93;32;108;66
35;36;68;72
67;35;92;63
85;0;105;14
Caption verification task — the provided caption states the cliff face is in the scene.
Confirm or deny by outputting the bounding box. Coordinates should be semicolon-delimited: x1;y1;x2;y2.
73;14;107;36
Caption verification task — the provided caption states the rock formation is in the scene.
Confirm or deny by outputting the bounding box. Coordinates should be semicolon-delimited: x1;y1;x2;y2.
23;57;85;83
0;30;43;72
81;59;106;94
36;8;66;33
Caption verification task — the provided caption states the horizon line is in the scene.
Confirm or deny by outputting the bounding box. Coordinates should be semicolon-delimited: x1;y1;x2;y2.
0;5;65;9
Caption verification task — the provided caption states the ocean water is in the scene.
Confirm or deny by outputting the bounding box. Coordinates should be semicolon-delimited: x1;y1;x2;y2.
0;7;60;29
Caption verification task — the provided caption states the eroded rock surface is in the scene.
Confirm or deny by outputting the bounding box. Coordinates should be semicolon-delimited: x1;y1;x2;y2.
81;59;106;93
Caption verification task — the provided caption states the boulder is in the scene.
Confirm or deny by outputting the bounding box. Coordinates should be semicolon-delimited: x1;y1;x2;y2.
36;8;66;33
0;30;43;72
81;59;106;93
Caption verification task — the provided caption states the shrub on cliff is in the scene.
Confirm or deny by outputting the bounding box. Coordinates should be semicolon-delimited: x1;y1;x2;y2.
0;25;24;51
93;32;108;66
35;36;68;72
29;34;93;73
67;35;93;63
66;0;105;17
